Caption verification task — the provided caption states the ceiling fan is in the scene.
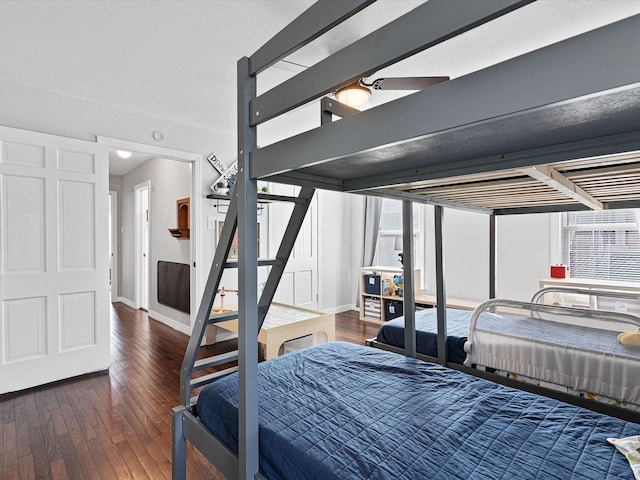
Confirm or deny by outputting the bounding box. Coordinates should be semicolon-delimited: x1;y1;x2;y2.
335;75;449;107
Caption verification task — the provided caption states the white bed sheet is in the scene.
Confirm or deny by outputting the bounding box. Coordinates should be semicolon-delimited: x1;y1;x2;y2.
464;302;640;408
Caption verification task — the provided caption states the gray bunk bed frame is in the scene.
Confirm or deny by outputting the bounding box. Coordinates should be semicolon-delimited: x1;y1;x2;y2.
173;1;640;479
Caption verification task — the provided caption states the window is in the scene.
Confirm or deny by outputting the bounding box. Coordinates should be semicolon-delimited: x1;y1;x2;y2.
374;199;422;269
560;209;640;282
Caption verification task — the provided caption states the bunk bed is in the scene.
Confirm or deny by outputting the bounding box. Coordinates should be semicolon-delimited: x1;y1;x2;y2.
368;286;640;365
370;306;471;363
172;1;640;479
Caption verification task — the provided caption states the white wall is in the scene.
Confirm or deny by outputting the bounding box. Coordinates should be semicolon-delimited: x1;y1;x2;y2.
422;208;554;302
423;207;490;301
317;190;358;313
496;213;554;301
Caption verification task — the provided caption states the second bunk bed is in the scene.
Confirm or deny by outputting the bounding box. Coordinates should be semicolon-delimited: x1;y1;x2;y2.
173;1;640;479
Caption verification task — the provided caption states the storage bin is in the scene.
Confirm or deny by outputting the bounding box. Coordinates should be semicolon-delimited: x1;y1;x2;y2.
364;273;381;294
386;299;404;320
363;297;381;320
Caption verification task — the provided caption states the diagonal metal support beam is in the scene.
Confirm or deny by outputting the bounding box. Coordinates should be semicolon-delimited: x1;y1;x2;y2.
519;165;603;210
179;186;238;405
257;187;316;327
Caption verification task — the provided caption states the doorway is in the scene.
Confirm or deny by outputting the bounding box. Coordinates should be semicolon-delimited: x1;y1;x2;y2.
134;181;150;310
98;136;201;333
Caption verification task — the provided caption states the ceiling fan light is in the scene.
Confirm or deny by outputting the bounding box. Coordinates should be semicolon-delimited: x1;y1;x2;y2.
116;149;132;159
336;83;371;108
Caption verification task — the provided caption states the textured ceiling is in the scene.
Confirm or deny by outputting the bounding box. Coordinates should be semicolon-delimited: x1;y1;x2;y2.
1;0;640;142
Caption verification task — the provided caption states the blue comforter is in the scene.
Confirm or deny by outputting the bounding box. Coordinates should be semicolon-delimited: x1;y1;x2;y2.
198;342;637;479
376;307;471;363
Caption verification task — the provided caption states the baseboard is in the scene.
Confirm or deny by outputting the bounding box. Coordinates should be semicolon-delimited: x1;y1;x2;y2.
115;296;136;309
322;304;355;314
147;309;191;336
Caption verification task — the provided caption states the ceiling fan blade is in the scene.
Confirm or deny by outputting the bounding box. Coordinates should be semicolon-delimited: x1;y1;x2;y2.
368;76;449;91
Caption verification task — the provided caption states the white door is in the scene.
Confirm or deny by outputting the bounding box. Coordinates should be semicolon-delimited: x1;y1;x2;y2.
109;191;118;302
268;184;318;309
134;181;150;311
0;126;109;394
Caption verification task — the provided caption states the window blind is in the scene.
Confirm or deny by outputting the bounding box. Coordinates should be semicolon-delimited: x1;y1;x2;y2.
561;209;640;283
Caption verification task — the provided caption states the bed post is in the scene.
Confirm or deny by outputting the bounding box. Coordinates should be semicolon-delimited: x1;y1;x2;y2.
489;214;496;299
434;205;448;365
402;200;416;358
172;406;187;480
237;56;260;480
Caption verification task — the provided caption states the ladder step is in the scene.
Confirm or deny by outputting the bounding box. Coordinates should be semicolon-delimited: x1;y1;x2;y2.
208;310;239;324
224;258;283;268
190;366;239;389
193;350;239;371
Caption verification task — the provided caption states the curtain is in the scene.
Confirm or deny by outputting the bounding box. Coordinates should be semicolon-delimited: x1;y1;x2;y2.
356;196;383;307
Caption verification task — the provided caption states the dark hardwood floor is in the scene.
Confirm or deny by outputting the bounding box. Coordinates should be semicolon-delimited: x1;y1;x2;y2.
1;303;379;479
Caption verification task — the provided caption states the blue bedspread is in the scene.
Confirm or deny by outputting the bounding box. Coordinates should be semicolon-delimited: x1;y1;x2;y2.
376;307;470;363
198;342;637;480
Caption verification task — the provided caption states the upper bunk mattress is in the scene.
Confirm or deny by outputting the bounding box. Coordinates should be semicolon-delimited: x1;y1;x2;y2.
375;307;470;363
197;342;638;480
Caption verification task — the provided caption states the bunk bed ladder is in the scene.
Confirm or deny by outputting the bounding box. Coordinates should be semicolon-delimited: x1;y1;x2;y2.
179;187;241;406
178;185;316;406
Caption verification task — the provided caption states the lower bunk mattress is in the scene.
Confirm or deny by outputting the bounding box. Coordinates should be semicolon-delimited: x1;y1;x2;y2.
375;307;470;363
197;342;638;480
464;305;640;409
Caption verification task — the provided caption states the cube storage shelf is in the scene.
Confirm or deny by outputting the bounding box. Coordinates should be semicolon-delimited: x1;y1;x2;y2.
359;266;421;324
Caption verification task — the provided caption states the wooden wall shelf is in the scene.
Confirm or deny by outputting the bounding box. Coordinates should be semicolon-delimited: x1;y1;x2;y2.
169;197;190;239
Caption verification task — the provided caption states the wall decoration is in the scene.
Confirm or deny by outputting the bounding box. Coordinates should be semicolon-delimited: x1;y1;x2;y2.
207;153;227;174
207;153;238;194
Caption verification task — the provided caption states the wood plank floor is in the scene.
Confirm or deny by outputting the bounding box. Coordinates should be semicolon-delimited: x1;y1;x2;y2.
1;303;379;480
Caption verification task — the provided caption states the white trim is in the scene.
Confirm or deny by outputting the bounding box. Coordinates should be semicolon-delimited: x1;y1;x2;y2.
97;136;203;331
96;136;200;162
115;296;136;310
148;309;192;336
322;303;354;315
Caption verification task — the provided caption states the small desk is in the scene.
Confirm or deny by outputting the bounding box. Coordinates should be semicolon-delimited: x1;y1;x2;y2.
216;303;335;360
